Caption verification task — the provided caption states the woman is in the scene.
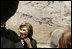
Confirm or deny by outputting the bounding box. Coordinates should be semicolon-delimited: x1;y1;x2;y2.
16;22;37;48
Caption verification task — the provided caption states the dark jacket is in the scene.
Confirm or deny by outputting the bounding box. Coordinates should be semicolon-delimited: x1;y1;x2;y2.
1;27;21;48
16;38;37;48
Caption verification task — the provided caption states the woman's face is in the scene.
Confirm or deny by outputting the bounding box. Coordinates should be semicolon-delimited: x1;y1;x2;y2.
20;26;28;38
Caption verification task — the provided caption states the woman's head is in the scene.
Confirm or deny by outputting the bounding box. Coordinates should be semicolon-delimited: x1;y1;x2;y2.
19;22;33;39
50;29;64;48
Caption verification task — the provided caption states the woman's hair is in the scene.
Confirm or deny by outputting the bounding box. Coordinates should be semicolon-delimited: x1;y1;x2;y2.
59;27;71;48
1;1;19;22
19;22;33;39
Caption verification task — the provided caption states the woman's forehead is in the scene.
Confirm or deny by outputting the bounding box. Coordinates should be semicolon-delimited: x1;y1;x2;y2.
21;26;28;30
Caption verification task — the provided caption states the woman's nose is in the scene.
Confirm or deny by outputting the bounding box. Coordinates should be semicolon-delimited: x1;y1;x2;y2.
20;31;25;34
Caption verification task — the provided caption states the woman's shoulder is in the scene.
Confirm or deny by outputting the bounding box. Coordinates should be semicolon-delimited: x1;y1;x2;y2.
31;38;37;48
31;38;37;43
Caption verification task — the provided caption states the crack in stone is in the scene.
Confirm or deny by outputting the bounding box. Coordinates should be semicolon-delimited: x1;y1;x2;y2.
16;12;64;27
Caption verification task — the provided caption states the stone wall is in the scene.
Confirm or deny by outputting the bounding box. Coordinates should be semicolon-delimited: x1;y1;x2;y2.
6;1;71;48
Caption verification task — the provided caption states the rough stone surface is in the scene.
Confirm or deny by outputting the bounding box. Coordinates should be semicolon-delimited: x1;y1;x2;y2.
6;1;71;48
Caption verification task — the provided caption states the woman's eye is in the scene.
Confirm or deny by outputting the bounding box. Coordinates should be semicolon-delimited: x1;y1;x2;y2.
23;29;26;31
